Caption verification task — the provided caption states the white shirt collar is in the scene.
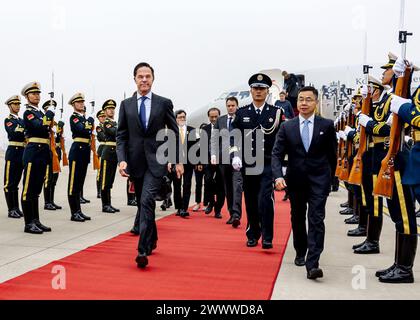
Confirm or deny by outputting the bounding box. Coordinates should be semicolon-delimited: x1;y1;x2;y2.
253;103;265;112
227;114;235;119
299;113;315;124
73;111;85;117
9;113;19;119
137;91;152;101
27;104;41;112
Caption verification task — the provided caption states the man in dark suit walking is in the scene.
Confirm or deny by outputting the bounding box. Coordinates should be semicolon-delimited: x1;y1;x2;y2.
117;62;183;268
272;86;337;280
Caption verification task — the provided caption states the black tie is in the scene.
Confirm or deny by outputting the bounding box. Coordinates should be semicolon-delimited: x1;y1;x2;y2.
228;117;233;131
256;109;261;117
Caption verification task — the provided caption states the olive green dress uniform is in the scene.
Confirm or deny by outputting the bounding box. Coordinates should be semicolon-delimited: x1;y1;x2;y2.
67;93;93;222
4;95;25;219
95;110;106;199
100;99;120;213
20;82;54;234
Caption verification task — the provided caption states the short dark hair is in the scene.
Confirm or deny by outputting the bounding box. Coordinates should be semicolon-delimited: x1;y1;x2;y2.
175;109;186;118
226;96;238;105
207;107;221;116
133;62;155;78
298;86;319;99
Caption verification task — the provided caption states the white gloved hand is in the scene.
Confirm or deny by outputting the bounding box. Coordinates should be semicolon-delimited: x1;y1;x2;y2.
232;156;242;171
392;57;411;78
210;155;217;165
390;94;412;114
344;103;351;112
336;132;340;140
339;130;346;141
361;84;371;98
404;135;413;144
334;118;338;126
356;110;362;117
344;125;354;136
358;114;372;127
386;114;393;126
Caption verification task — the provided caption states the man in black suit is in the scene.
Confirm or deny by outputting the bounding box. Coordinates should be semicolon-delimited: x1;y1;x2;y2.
272;86;337;280
172;110;196;218
117;62;183;268
211;96;243;227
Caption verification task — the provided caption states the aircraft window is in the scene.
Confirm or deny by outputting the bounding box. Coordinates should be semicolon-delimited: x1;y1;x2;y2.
239;91;250;100
228;92;239;97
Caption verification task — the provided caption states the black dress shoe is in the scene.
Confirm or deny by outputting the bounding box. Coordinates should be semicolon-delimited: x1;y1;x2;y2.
344;215;359;224
160;204;167;211
294;256;306;266
16;208;24;217
71;212;86;222
232;217;241;228
97;192;101;199
352;239;366;250
214;212;222;219
375;264;396;277
347;226;367;237
379;265;414;283
226;217;234;224
130;226;139;235
102;205;116;213
110;206;120;212
246;239;258;247
127;200;137;206
80;197;90;203
339;207;353;215
24;223;44;234
8;210;21;219
44;203;56;210
78;212;91;221
135;253;148;268
34;220;52;232
180;210;190;218
353;240;379;254
52;202;62;210
307;268;323;280
204;205;213;215
175;209;181;216
340;201;349;208
262;240;273;249
282;194;289;201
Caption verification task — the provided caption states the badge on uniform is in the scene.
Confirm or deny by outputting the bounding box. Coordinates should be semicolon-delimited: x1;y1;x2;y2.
106;124;111;128
6;121;12;127
320;131;324;135
269;118;273;122
73;118;79;123
243;117;250;123
27;114;34;120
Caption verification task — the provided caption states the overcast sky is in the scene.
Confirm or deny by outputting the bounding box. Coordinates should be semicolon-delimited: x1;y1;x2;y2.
1;0;419;117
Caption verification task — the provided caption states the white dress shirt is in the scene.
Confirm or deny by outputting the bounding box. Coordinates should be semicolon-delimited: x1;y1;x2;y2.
136;91;152;127
299;113;315;147
226;114;235;128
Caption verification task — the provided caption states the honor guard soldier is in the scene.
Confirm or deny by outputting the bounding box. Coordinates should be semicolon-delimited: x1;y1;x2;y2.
79;105;91;204
4;95;25;219
41;100;63;211
21;82;54;234
67;93;93;222
95;110;106;199
100;99;120;213
231;73;283;249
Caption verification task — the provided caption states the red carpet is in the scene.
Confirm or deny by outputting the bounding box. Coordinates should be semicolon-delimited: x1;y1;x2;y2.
0;192;291;300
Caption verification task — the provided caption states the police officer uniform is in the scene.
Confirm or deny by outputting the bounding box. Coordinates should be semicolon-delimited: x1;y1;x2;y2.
95;110;106;199
100;99;120;213
41;100;63;211
4;95;25;219
21;82;54;234
67;93;93;222
231;73;283;249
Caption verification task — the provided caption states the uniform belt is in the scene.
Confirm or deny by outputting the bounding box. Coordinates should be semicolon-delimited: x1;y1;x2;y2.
74;137;91;144
103;142;116;146
9;141;25;147
368;142;374;148
412;130;420;143
99;142;105;146
27;137;50;144
372;136;389;144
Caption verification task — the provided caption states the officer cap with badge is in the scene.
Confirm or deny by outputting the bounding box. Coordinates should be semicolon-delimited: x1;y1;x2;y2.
68;93;85;105
42;100;57;110
21;82;41;96
381;52;398;69
248;73;272;88
96;110;106;119
102;99;117;110
368;75;385;91
5;95;21;106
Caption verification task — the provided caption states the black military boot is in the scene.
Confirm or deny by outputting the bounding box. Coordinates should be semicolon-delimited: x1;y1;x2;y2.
348;225;367;237
109;190;120;212
69;195;85;222
43;186;56;210
22;200;43;234
379;232;417;283
80;190;90;204
345;198;360;224
340;191;353;215
96;180;101;199
376;232;397;277
33;198;51;232
102;190;116;213
340;201;349;208
5;191;20;219
12;190;23;217
354;215;382;254
51;187;62;210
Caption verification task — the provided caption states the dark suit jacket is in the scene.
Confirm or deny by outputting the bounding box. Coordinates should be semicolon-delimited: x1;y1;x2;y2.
210;114;232;161
177;125;197;166
116;93;179;179
199;123;212;164
272;115;337;194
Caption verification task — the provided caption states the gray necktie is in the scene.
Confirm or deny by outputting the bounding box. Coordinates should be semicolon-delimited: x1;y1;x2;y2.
302;119;310;152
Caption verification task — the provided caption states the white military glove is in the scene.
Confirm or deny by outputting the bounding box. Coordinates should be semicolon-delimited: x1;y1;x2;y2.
386;114;393;126
361;84;371;98
392;57;411;78
390;94;412;114
344;125;354;136
404;135;413;144
344;103;351;112
210;155;217;165
232;156;242;171
339;130;346;141
336;132;340;140
358;114;372;127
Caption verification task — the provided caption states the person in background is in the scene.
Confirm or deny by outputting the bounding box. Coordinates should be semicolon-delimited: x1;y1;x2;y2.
275;90;295;120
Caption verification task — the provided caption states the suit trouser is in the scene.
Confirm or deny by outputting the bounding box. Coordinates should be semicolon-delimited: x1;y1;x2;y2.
173;164;193;210
203;165;225;212
133;170;161;254
194;168;204;203
219;164;243;218
289;178;328;271
242;164;274;242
